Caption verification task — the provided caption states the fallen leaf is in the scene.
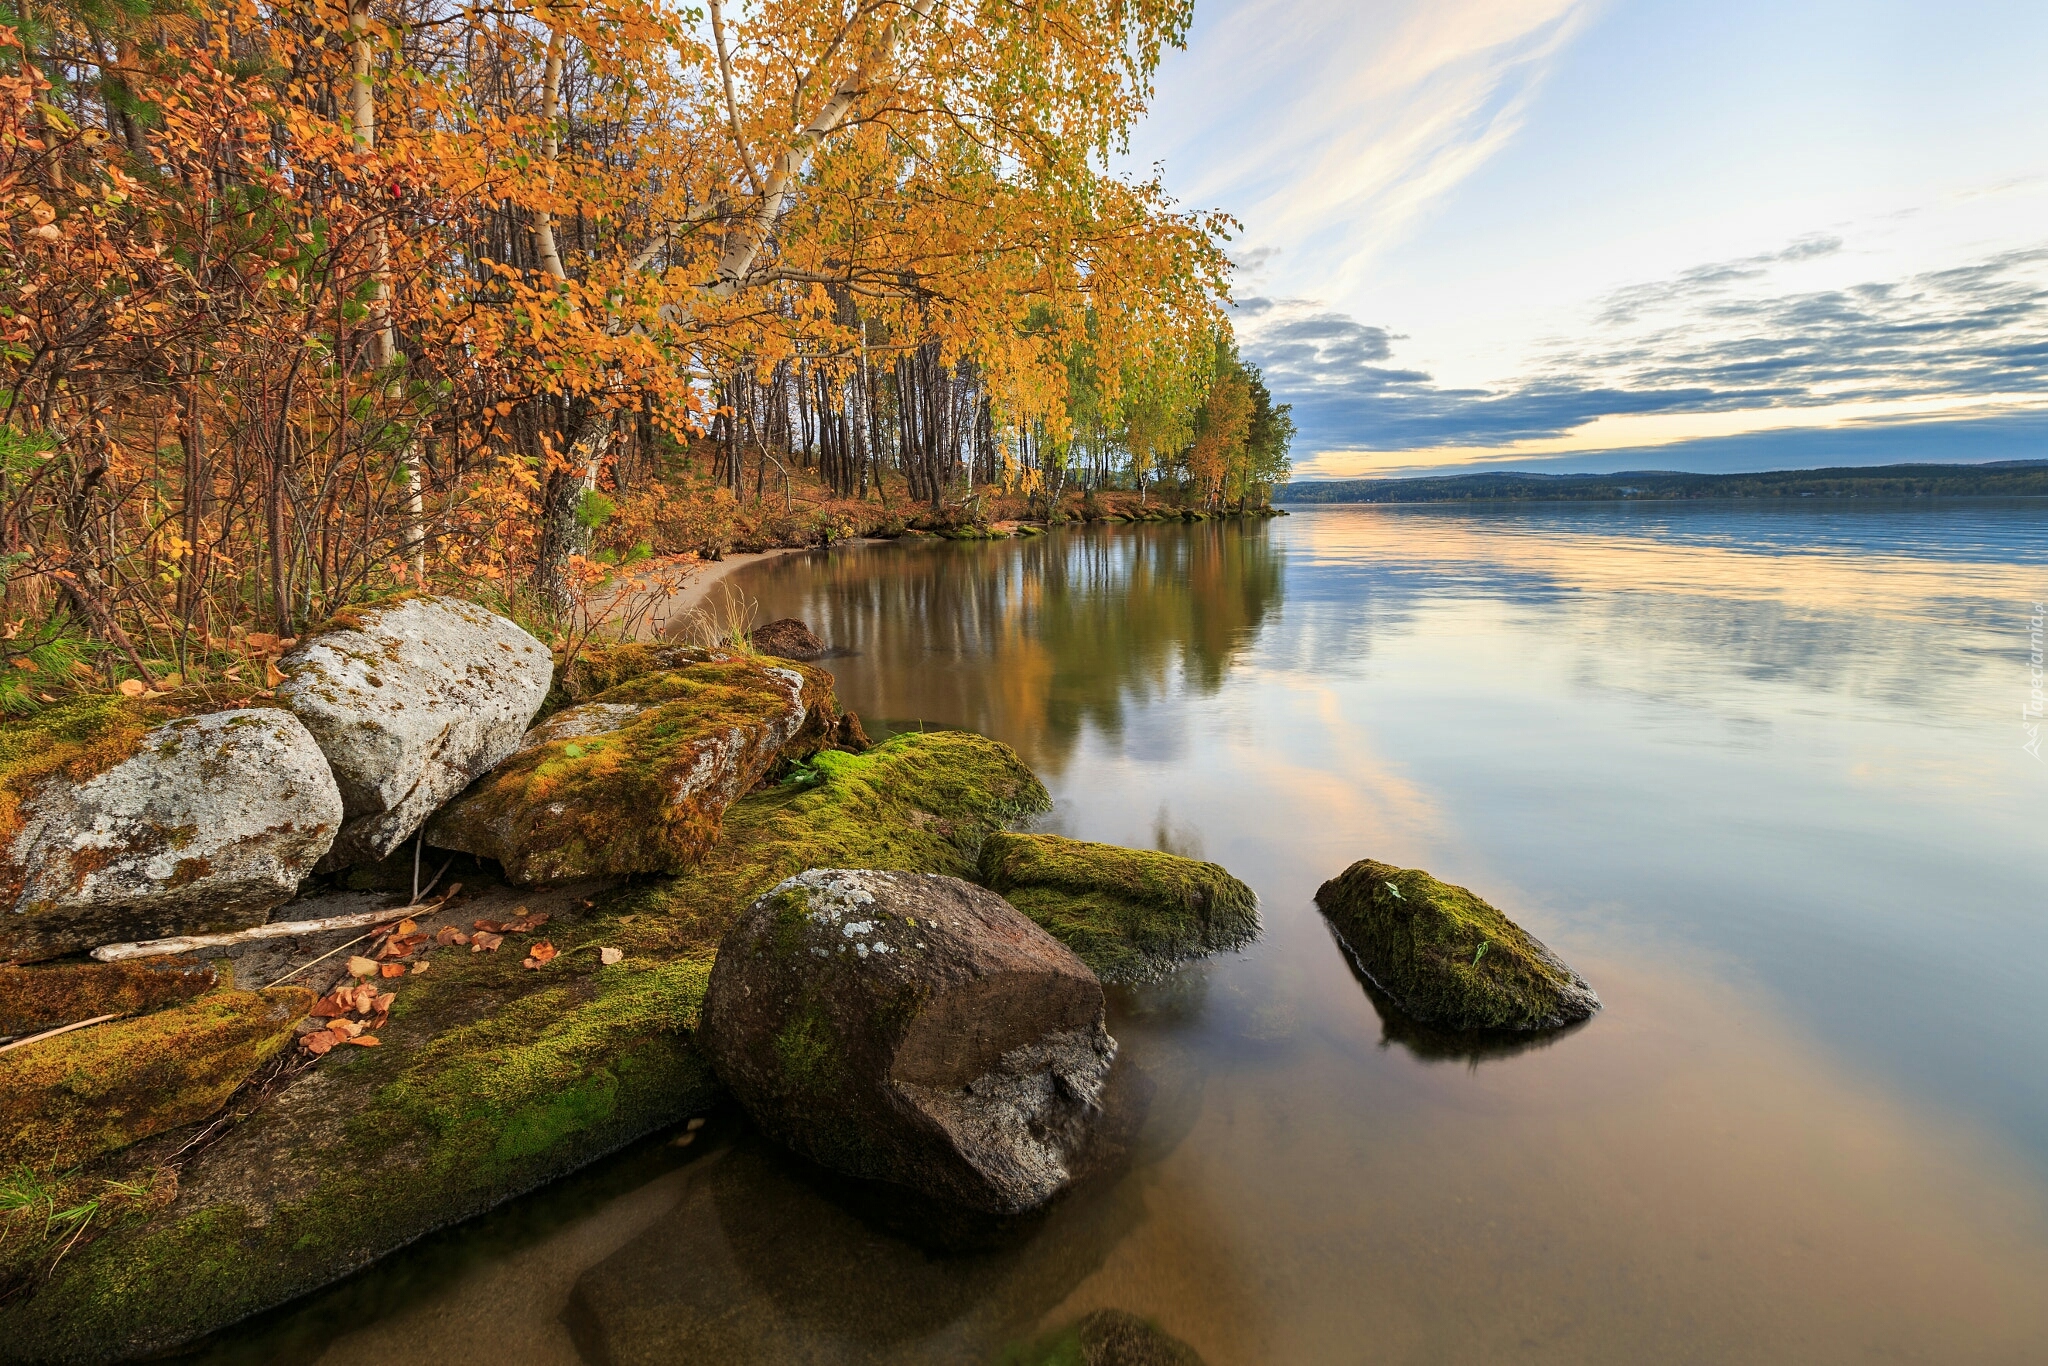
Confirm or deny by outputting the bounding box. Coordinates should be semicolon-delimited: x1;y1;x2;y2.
394;918;418;936
434;925;468;945
599;946;623;966
523;940;558;969
117;678;146;697
302;1031;337;1055
374;992;396;1013
328;1017;362;1039
349;983;379;1013
346;955;379;978
265;659;286;688
472;918;506;934
310;991;353;1018
343;1034;380;1047
471;931;504;953
379;963;405;978
411;960;431;974
505;912;551;933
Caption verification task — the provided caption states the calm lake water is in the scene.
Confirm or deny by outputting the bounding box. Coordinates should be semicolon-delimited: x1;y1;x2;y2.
221;500;2048;1365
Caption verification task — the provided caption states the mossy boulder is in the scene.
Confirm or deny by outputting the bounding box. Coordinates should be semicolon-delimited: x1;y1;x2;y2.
277;594;552;866
426;657;836;884
1314;860;1599;1031
980;834;1259;983
2;698;343;963
0;961;217;1037
547;641;713;712
0;986;312;1170
604;729;1051;960
701;869;1115;1215
0;907;720;1364
1002;1309;1208;1366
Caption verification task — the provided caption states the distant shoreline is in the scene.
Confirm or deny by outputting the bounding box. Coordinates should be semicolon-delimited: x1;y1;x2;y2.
1277;460;2048;505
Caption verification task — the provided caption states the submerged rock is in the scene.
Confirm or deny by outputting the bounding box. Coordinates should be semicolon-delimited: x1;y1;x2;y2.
750;617;826;661
1;702;343;963
0;986;312;1169
1004;1309;1209;1366
0;961;217;1037
701;869;1116;1215
426;657;831;883
1314;860;1599;1031
980;833;1259;982
277;595;552;866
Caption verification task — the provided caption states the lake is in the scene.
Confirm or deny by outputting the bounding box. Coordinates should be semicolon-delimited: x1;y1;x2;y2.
215;500;2048;1364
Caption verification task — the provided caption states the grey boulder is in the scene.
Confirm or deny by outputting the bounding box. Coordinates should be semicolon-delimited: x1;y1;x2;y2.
2;710;342;962
277;595;551;866
700;869;1116;1215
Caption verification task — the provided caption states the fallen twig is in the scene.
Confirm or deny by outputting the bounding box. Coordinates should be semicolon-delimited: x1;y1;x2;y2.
92;885;463;963
0;1013;119;1055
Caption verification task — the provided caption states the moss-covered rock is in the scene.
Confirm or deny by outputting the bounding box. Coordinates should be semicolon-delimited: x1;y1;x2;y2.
603;730;1051;960
0;986;312;1170
1314;860;1599;1031
0;961;217;1037
0;728;1044;1361
980;833;1259;983
0;920;719;1363
547;641;713;712
427;657;838;884
1000;1308;1208;1366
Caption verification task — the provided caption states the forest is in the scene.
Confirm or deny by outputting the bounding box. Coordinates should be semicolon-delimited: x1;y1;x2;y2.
0;0;1291;705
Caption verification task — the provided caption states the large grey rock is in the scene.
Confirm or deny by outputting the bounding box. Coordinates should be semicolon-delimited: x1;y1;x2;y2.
700;869;1117;1215
2;710;342;962
277;595;552;865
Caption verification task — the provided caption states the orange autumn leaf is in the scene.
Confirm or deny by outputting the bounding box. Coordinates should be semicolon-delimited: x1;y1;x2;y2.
346;956;379;978
522;940;558;970
379;963;405;978
343;1035;381;1047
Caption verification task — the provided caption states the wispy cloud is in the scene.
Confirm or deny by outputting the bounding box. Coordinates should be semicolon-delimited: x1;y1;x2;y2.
1243;237;2048;461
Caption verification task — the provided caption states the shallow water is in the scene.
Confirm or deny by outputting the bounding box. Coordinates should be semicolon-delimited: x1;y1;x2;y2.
214;499;2048;1364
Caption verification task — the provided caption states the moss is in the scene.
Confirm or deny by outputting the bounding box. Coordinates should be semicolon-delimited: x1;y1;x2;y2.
429;657;840;882
998;1309;1208;1366
769;999;838;1095
604;729;1050;960
0;987;312;1170
544;641;715;714
0;946;720;1362
1313;860;1599;1031
980;833;1259;983
0;687;285;910
0;961;217;1037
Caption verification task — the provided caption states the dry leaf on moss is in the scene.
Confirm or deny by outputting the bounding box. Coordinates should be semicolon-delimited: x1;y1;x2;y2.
117;678;146;697
521;941;558;970
344;1035;380;1047
434;926;468;946
411;960;431;974
599;946;623;966
378;963;404;978
505;911;551;933
471;931;504;953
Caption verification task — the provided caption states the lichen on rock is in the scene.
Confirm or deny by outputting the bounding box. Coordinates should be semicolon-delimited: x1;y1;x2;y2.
980;833;1259;982
1314;859;1599;1031
426;656;837;884
0;986;312;1170
702;869;1116;1215
277;594;552;867
0;961;217;1037
2;701;343;963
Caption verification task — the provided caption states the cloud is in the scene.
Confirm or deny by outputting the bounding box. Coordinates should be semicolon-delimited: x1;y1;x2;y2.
1244;238;2048;456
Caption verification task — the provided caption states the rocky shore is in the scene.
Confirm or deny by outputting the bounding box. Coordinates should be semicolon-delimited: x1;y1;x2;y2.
0;564;1592;1362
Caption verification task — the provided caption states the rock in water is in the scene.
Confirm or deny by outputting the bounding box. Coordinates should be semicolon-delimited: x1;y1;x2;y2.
277;595;552;866
0;961;216;1037
1007;1309;1209;1366
1314;860;1599;1031
701;869;1116;1215
426;657;831;883
1;706;343;963
750;617;826;661
980;832;1259;982
0;986;313;1169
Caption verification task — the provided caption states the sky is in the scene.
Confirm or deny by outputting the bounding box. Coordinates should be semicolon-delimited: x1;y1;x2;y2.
1122;0;2048;477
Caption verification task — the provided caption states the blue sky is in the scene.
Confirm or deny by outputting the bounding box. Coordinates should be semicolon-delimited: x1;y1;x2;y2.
1124;0;2048;476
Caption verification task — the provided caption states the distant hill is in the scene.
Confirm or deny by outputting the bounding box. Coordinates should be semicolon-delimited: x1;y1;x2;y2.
1276;460;2048;504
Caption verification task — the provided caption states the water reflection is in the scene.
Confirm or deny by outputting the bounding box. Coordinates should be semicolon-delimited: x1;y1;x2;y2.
741;525;1283;774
